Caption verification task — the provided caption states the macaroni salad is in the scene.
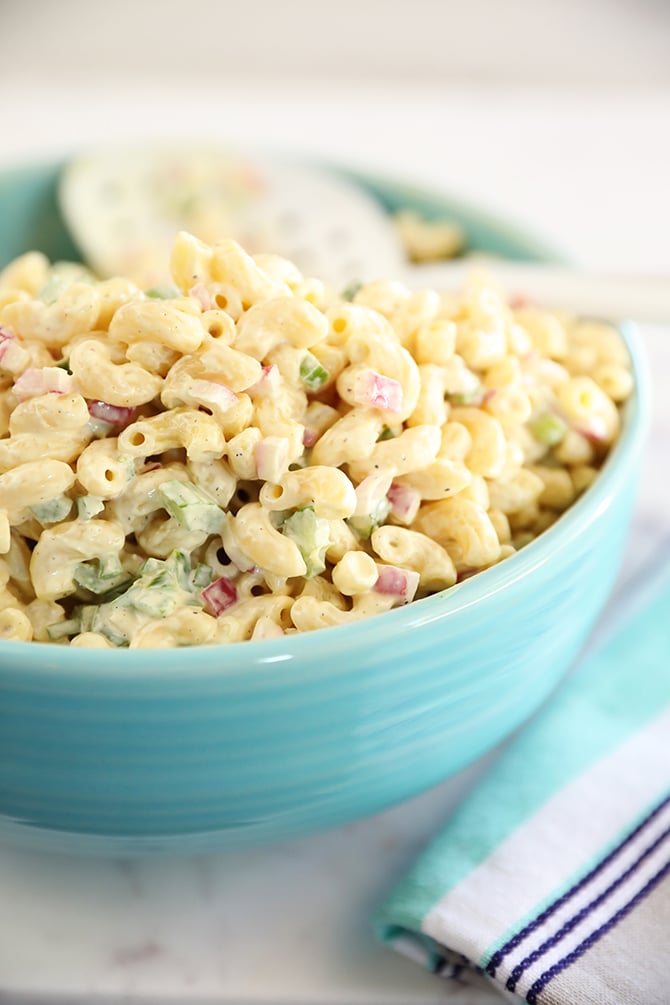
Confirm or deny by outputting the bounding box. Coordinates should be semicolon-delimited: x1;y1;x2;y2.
0;234;633;647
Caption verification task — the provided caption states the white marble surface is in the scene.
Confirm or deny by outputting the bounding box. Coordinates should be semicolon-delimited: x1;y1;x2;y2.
0;761;503;1004
0;70;669;1004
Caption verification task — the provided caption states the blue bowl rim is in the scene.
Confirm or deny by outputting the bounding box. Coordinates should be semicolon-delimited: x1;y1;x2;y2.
0;162;650;679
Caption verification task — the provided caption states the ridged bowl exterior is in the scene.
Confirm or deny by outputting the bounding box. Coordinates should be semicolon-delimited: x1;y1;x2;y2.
0;323;648;855
0;163;649;855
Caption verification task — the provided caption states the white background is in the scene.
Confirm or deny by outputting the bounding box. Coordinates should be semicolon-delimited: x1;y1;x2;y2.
1;0;669;272
4;0;670;87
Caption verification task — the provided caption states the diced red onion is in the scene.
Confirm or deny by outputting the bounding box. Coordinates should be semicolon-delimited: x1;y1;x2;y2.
202;575;238;616
248;364;280;399
386;482;421;524
353;369;403;414
13;367;76;402
373;564;420;604
88;400;138;430
0;328;15;355
303;426;319;448
255;436;289;483
575;415;608;444
0;329;29;372
354;470;394;517
188;282;211;311
190;379;238;413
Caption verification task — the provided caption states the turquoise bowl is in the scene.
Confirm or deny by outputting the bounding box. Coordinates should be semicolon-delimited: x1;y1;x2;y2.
0;161;649;855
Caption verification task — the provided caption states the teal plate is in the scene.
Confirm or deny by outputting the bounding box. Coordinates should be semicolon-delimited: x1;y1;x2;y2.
0;158;647;856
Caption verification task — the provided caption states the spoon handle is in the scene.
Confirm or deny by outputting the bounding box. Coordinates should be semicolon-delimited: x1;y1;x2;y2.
404;262;670;324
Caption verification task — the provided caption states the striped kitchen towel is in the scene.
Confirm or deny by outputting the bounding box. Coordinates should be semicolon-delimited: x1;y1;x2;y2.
375;567;670;1004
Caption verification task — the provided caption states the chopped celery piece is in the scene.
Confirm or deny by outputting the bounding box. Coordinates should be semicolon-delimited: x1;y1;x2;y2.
145;283;182;299
448;386;481;406
270;509;293;529
299;353;329;392
158;479;225;533
126;550;201;606
78;602;128;647
283;506;331;577
340;280;362;302
74;555;130;595
139;550;193;591
86;416;115;439
140;556;168;577
46;618;81;641
192;563;213;588
76;495;105;520
377;426;399;442
30;495;73;525
39;277;67;305
530;412;568;446
139;562;181;597
346;498;392;540
120;582;178;617
118;454;137;480
74;551;211;647
38;263;94;304
77;605;95;634
163;550;198;589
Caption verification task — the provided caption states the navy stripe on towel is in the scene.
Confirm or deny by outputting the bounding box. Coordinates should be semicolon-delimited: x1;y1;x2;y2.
485;792;670;978
525;857;670;1004
505;824;670;992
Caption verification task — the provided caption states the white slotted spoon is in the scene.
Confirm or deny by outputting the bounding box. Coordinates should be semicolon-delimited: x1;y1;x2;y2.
58;144;407;288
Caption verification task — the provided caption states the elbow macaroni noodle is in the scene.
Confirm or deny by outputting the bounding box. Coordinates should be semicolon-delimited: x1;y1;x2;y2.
0;233;633;646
